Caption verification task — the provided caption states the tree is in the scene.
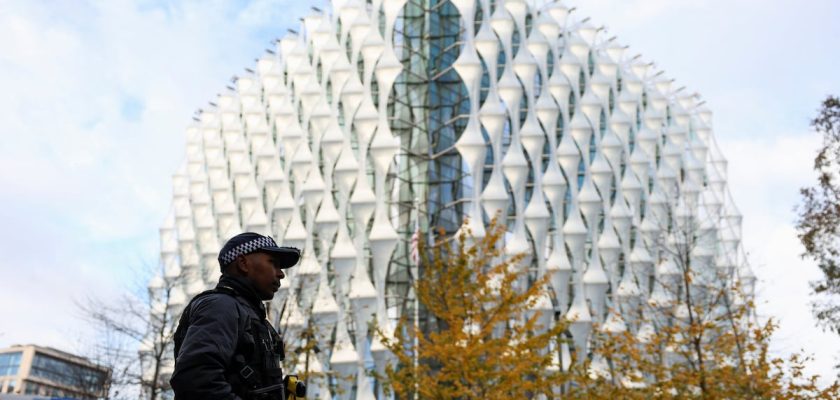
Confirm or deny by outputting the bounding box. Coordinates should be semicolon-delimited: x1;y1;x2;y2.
381;199;839;399
79;263;183;400
380;217;569;399
564;182;840;399
797;95;840;335
568;311;840;399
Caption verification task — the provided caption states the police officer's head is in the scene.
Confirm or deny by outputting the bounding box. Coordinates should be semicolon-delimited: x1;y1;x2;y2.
218;233;301;300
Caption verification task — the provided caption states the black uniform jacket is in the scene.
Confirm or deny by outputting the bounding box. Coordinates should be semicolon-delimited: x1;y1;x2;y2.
170;275;270;400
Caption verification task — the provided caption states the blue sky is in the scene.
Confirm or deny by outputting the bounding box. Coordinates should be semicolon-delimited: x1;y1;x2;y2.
1;0;839;382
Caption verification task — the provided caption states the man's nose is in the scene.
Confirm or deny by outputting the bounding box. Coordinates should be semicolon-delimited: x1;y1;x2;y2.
276;269;285;280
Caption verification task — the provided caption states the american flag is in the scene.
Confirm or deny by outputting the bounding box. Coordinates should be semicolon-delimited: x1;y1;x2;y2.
409;224;420;265
410;200;421;265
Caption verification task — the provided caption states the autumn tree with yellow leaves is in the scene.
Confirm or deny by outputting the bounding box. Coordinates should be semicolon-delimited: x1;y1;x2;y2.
381;217;569;399
566;291;840;399
564;195;840;399
382;213;839;399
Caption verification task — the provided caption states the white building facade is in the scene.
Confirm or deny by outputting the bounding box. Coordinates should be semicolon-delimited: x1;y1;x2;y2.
150;0;753;398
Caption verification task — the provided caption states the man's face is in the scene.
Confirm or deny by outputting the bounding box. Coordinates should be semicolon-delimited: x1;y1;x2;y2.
240;252;286;300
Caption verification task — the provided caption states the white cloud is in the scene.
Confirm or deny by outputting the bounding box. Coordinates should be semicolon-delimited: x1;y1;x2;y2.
0;0;309;351
721;133;819;216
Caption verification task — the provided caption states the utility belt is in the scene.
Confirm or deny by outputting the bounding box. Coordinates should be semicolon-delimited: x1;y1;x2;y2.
229;355;306;400
245;376;306;400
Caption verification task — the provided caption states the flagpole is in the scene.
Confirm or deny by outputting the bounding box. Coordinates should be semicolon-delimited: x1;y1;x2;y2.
412;197;420;400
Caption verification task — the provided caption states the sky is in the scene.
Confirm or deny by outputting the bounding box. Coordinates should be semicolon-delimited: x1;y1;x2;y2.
1;0;839;383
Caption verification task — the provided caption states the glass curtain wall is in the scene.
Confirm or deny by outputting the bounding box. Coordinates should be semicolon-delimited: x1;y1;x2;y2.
389;0;469;324
0;352;21;377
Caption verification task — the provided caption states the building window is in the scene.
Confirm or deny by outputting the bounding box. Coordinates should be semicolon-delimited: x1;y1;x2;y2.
24;382;40;395
0;352;22;376
616;71;623;93
569;91;576;120
30;353;106;393
578;69;586;97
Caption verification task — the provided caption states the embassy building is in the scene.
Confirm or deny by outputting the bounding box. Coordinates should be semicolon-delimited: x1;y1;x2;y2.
149;0;752;398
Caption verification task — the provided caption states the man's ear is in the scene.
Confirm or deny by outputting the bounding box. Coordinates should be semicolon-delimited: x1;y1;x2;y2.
235;255;250;274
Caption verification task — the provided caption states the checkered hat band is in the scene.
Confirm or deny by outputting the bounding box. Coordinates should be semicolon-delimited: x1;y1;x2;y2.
220;236;278;266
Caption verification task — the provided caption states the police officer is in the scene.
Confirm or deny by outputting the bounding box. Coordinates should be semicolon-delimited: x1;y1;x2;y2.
170;232;301;399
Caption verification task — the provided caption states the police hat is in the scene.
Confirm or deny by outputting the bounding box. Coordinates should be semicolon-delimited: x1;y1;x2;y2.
218;232;301;271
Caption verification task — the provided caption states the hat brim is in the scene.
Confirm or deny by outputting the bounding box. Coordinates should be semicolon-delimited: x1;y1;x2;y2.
261;247;301;268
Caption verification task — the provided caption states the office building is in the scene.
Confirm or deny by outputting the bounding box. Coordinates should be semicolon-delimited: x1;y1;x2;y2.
0;345;109;399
